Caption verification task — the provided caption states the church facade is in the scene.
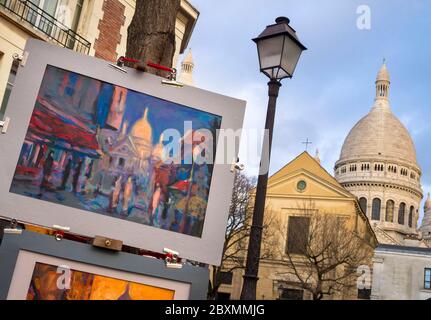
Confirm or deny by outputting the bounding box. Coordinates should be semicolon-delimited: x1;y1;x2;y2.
219;152;377;300
334;63;424;246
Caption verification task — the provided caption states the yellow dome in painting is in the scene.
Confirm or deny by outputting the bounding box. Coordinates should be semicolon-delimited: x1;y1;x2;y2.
131;108;152;143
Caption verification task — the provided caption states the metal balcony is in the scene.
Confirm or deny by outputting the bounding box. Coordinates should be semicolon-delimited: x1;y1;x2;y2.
0;0;91;54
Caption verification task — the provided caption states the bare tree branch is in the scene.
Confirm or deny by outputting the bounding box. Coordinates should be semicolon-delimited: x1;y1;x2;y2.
208;172;276;299
274;200;373;300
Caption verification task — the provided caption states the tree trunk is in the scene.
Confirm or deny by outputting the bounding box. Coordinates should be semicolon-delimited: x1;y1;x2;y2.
126;0;180;77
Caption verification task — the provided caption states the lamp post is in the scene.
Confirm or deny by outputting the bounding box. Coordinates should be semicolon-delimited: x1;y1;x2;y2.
240;17;306;300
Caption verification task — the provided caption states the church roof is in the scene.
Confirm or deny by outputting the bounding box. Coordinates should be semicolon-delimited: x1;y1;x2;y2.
183;48;194;65
264;151;378;244
338;63;418;167
376;243;431;255
269;151;349;194
376;61;390;82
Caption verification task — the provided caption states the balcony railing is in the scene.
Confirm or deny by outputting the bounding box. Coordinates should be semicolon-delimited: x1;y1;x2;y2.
0;0;91;54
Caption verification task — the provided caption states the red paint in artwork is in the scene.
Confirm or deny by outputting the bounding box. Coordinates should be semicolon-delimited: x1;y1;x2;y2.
28;98;100;151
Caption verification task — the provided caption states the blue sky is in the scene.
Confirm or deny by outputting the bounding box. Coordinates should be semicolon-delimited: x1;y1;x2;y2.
179;0;431;219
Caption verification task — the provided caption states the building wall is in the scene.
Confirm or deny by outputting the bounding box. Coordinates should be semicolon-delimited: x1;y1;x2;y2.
223;198;374;300
93;0;126;61
0;0;198;114
371;247;431;300
0;16;27;106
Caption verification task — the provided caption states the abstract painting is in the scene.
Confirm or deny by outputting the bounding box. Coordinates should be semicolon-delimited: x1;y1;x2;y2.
27;262;174;300
10;65;222;238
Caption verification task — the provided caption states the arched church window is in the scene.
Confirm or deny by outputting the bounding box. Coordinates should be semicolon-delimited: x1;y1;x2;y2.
371;198;381;221
408;206;414;228
359;197;367;214
385;200;394;222
398;202;406;224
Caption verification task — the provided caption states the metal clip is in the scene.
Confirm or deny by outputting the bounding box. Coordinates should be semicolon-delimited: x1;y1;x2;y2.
4;219;22;235
161;68;184;88
0;117;10;134
52;224;70;241
163;248;182;269
108;62;127;74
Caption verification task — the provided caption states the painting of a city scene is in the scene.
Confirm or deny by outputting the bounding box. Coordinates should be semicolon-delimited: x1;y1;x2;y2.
10;65;221;237
27;262;175;300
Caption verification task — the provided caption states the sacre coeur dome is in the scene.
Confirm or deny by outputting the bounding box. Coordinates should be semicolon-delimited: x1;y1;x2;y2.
339;101;418;165
335;61;423;243
338;62;418;167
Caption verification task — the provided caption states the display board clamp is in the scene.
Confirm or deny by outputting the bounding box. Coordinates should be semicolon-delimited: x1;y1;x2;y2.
109;56;184;88
4;219;22;235
164;248;182;269
52;224;70;241
0;117;10;134
92;235;123;252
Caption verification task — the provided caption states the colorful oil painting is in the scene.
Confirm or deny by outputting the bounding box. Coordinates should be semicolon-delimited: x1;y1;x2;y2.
10;65;222;237
26;262;175;300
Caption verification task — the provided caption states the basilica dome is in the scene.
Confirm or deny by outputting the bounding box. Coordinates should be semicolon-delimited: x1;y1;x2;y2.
334;62;422;244
339;100;417;166
131;108;153;143
339;62;417;166
131;108;153;158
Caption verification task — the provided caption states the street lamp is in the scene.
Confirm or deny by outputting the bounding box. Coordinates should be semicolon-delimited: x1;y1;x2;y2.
240;17;306;300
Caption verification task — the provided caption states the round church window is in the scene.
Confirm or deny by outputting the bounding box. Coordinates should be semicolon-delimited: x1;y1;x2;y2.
297;180;307;191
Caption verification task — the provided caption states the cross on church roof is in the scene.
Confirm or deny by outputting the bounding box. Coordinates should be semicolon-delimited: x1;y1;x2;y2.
302;138;312;151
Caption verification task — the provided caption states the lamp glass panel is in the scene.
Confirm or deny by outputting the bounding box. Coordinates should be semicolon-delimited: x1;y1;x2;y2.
280;35;303;77
256;35;284;73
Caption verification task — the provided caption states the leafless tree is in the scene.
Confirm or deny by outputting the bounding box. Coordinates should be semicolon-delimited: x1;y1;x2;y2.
208;172;277;299
126;0;180;76
275;201;373;300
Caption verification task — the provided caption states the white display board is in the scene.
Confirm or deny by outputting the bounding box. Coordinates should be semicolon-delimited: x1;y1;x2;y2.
0;39;246;266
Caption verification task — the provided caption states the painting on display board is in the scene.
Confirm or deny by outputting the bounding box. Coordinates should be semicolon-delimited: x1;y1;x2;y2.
0;39;246;266
0;231;208;300
27;262;175;300
10;64;221;238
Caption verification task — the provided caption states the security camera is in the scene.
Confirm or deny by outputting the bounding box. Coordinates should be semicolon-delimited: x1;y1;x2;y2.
230;158;245;172
235;163;245;171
